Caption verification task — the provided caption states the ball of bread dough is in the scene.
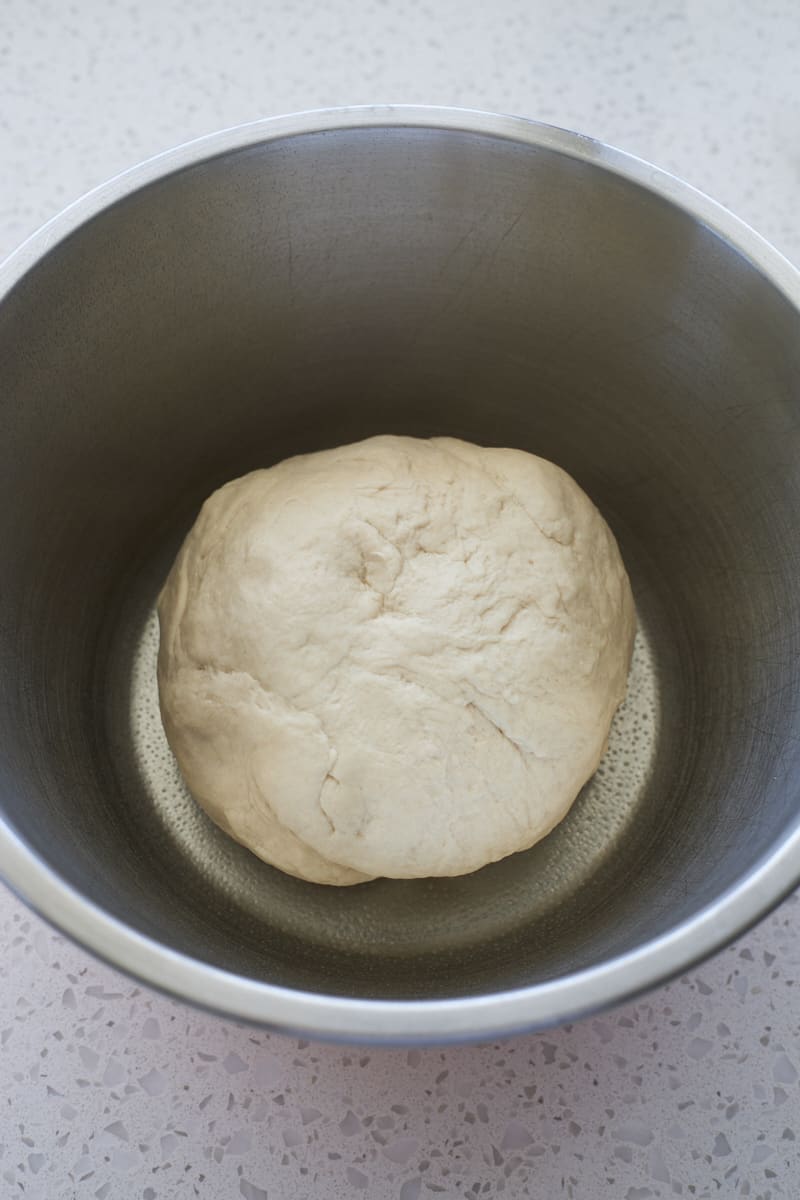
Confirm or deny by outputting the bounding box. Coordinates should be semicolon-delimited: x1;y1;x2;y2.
157;435;635;886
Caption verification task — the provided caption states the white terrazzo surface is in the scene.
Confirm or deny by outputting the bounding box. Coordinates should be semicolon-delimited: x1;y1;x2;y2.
2;0;800;1196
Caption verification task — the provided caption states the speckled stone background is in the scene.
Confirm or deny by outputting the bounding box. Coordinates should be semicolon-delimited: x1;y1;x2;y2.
2;1;800;1197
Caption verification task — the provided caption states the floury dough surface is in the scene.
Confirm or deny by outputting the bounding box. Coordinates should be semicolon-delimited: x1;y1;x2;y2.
157;436;636;884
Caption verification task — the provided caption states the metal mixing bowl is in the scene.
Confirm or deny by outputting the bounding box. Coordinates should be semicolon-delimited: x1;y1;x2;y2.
2;107;800;1043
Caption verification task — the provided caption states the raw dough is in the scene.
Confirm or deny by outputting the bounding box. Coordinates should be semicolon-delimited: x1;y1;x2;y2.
157;435;636;885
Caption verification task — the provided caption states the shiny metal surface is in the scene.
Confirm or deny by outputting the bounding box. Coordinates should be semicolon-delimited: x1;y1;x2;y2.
1;107;800;1043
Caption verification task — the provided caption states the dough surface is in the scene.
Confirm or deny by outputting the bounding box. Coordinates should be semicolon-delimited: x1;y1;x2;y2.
157;435;636;885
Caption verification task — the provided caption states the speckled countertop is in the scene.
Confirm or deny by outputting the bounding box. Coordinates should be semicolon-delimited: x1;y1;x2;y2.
2;2;800;1197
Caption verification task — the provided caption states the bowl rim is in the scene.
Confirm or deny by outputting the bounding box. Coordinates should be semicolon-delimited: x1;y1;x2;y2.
2;105;800;1043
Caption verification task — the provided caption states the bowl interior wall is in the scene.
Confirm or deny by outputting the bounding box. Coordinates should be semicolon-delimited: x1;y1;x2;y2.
1;128;800;999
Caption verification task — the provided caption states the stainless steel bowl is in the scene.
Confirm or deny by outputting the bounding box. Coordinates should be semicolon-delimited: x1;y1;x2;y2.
2;107;800;1044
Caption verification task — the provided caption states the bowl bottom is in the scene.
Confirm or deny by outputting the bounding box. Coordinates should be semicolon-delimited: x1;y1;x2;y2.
104;526;672;1000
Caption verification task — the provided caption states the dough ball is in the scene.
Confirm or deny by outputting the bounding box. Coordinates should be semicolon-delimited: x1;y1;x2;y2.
157;435;635;886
